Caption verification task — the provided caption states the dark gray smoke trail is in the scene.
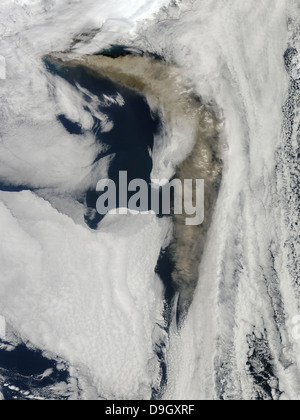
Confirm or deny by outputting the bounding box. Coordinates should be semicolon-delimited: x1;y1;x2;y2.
46;52;223;318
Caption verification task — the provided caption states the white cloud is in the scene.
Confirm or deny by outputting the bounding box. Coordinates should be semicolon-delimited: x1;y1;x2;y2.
136;0;299;400
0;316;5;340
0;0;172;399
1;0;297;402
0;191;170;399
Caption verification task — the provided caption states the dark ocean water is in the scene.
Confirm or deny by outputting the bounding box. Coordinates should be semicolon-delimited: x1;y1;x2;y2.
99;45;164;61
44;57;160;229
0;344;69;400
0;54;174;400
0;185;32;192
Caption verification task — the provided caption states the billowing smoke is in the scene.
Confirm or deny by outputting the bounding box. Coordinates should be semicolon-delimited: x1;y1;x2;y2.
46;52;223;317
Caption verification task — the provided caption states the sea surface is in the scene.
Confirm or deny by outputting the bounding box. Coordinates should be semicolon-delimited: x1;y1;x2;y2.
0;54;171;401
